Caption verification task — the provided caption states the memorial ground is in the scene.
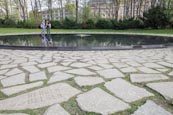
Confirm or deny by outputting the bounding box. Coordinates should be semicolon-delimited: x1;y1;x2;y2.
0;48;172;115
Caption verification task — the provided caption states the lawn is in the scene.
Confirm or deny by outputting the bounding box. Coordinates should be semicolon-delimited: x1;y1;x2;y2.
0;28;173;35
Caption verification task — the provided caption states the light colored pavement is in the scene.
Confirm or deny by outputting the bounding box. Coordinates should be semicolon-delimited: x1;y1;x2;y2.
0;48;172;115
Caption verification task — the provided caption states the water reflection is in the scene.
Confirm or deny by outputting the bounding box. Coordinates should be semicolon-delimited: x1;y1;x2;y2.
0;34;172;48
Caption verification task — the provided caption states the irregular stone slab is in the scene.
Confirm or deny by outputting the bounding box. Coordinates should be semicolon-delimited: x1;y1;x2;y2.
70;62;91;68
0;69;9;75
48;72;74;84
20;62;37;66
5;68;23;76
144;63;165;69
97;69;125;79
1;81;43;96
126;61;142;67
43;104;70;115
88;66;103;71
0;113;28;115
0;64;17;70
29;71;47;82
138;67;160;74
168;71;173;76
158;62;173;68
130;74;169;83
120;67;138;73
157;69;169;72
74;77;104;87
131;100;172;115
98;63;114;69
105;79;153;103
22;66;40;73
112;63;129;68
66;69;96;76
0;76;6;80
47;66;70;73
147;82;173;100
0;83;81;110
37;62;56;69
76;88;130;115
1;73;25;87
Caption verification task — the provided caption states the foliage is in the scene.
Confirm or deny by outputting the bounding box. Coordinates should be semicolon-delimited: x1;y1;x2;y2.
95;19;113;29
142;6;169;29
61;18;81;29
82;19;95;29
51;21;62;29
0;18;16;27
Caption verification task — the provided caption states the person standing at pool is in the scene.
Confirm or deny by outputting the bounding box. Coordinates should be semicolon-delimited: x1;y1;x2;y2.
40;20;46;36
46;20;52;44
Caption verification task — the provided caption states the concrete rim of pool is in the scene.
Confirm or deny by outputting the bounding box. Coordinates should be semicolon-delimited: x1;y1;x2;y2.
0;33;173;51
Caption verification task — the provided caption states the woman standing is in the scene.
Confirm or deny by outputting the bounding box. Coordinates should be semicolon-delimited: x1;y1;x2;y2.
46;20;52;40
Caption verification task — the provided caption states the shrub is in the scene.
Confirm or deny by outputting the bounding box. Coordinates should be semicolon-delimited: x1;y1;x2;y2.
95;19;113;29
142;6;169;29
82;19;95;29
51;20;62;29
23;19;40;28
61;18;81;29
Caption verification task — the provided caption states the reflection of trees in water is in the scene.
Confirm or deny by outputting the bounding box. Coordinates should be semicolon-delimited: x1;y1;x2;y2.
0;34;173;47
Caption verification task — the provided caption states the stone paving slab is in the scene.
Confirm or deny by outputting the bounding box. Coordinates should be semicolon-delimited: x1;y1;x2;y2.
88;66;103;71
29;71;47;82
138;67;160;74
131;100;172;115
147;82;173;100
168;71;173;76
157;69;169;72
1;81;44;96
43;104;70;115
98;63;114;69
97;69;125;79
20;62;37;66
0;69;9;75
48;72;74;84
0;76;6;80
65;69;96;76
120;67;138;73
112;63;129;68
70;62;92;68
0;64;17;70
22;66;40;73
5;68;23;76
143;63;165;69
105;79;154;103
1;73;26;87
76;88;130;115
158;62;173;68
74;77;104;87
0;83;81;110
37;62;57;69
130;74;169;83
47;66;70;73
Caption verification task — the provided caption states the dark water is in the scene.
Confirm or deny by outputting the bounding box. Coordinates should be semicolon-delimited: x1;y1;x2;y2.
0;34;173;48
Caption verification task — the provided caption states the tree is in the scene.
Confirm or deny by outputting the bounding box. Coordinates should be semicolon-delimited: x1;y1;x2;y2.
75;0;78;23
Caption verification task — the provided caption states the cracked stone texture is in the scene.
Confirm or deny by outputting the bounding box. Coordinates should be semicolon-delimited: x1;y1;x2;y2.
130;74;169;83
65;68;96;76
147;82;173;100
1;81;44;96
0;48;173;114
132;100;172;115
48;72;74;84
0;114;28;115
29;71;47;82
76;88;130;115
97;69;125;79
22;66;40;73
43;104;70;115
74;77;104;87
105;79;154;102
1;73;26;87
0;83;81;110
